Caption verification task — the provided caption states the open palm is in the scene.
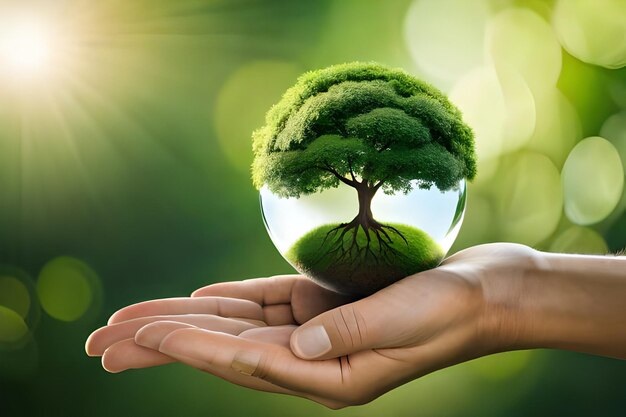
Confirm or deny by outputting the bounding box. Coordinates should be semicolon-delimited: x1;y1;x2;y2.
86;243;539;409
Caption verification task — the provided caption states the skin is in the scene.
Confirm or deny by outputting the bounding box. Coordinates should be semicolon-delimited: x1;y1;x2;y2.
85;243;626;409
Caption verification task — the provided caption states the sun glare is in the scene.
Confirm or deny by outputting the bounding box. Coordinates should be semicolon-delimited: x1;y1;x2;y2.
0;18;55;78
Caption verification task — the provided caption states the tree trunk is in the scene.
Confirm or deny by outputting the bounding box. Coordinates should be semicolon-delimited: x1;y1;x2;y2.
354;184;378;228
321;180;407;251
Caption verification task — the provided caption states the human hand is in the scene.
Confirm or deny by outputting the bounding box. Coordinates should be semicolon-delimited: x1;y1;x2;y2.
87;242;626;408
85;273;353;407
87;243;545;408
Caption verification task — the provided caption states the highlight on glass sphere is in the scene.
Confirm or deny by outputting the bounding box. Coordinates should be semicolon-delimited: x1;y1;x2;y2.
252;62;477;296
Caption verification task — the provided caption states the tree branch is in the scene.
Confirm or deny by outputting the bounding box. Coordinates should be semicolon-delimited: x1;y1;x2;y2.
372;178;387;190
348;160;357;183
316;163;357;187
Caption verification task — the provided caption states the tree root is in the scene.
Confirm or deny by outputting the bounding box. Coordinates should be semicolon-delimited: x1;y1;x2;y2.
312;217;410;269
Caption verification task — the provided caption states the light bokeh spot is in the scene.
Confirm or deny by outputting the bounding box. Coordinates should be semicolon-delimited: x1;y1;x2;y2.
486;8;561;93
526;88;581;168
496;152;563;246
495;64;536;153
553;0;626;69
450;64;535;164
404;0;490;91
450;67;505;161
0;305;28;344
600;111;626;168
549;225;609;255
562;137;624;225
609;79;626;109
470;155;500;188
214;60;302;171
0;275;30;319
36;257;96;322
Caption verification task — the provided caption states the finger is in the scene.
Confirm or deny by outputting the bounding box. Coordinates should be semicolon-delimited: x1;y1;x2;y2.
155;328;345;400
101;339;175;373
135;321;200;350
102;322;199;372
224;317;266;327
108;297;263;325
149;327;405;406
238;325;296;348
132;321;339;406
261;304;296;326
99;325;296;377
103;328;302;396
86;314;260;356
192;276;352;325
209;324;345;408
191;275;305;305
290;296;392;360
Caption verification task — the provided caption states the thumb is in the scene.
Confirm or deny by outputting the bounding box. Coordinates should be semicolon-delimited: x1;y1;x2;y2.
290;297;385;360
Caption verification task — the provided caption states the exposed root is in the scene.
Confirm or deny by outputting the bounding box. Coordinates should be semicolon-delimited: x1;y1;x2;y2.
380;224;409;245
313;216;410;269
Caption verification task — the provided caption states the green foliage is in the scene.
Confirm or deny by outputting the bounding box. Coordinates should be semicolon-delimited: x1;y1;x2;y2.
252;62;476;197
286;222;444;295
346;107;431;149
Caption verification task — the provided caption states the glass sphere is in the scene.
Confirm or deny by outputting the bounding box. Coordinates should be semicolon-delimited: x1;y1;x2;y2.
260;180;467;296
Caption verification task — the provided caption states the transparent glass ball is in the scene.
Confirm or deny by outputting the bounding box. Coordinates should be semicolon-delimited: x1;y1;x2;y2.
260;180;467;296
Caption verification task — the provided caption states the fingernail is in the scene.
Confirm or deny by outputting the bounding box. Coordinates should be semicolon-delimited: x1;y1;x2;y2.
231;351;261;376
292;325;332;359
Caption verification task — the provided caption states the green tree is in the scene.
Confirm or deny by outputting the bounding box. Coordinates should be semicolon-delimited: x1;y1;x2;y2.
252;62;476;248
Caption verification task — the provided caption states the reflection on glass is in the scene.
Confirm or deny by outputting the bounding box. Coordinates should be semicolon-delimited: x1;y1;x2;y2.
261;180;466;296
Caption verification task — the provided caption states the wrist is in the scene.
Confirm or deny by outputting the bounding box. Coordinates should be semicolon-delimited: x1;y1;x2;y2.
478;246;626;359
476;244;548;354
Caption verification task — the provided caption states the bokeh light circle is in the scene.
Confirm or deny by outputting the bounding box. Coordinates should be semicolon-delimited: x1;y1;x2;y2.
470;155;500;188
37;256;99;322
449;65;535;163
495;152;563;246
0;305;28;344
486;8;561;93
495;65;536;153
549;225;608;255
562;137;624;225
0;270;36;369
449;67;505;161
553;0;626;69
609;80;626;109
214;60;302;171
600;111;626;168
0;275;30;319
0;265;40;334
526;88;581;169
403;0;490;91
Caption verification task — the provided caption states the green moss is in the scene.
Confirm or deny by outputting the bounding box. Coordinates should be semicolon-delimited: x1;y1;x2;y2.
286;223;444;296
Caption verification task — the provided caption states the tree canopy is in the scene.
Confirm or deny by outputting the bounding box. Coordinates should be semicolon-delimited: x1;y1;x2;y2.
252;62;476;198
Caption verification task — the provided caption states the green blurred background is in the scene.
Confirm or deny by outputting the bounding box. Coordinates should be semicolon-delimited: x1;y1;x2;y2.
1;0;625;416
